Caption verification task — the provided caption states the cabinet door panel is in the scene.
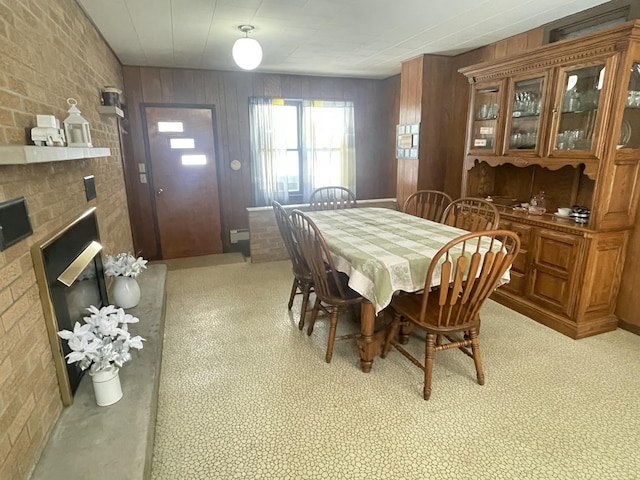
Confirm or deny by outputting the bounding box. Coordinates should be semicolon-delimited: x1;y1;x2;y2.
504;73;549;156
502;270;526;296
548;56;618;160
527;230;581;316
512;248;528;273
467;81;505;156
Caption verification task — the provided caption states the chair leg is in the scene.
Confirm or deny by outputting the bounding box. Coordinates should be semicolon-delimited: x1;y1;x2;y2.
469;328;485;386
423;333;436;400
381;312;402;358
288;278;298;310
307;297;321;336
298;282;311;330
399;322;414;344
325;307;339;363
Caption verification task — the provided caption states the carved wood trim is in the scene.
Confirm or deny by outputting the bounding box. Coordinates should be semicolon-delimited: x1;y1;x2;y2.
465;156;598;180
460;20;640;82
498;211;596;236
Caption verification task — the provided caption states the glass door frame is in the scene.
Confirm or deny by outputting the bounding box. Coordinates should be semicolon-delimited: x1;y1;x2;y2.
466;79;507;157
613;51;640;162
503;71;551;158
547;55;618;160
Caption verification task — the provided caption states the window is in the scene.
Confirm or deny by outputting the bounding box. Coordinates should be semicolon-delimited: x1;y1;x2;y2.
170;138;195;149
181;154;207;166
249;97;356;206
157;121;184;132
544;0;638;44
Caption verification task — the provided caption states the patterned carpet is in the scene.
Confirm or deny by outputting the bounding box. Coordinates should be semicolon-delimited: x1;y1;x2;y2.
151;259;640;479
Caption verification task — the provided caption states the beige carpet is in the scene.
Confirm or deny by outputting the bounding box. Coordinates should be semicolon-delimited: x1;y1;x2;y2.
151;260;640;479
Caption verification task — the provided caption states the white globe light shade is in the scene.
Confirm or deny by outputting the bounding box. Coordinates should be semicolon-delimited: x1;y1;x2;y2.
232;37;262;70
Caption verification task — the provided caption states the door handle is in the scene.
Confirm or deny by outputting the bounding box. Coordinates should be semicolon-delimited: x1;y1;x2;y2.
156;188;164;195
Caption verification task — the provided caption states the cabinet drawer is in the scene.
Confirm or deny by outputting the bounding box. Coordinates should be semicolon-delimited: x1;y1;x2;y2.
501;270;526;296
499;221;531;247
510;224;531;247
511;248;528;274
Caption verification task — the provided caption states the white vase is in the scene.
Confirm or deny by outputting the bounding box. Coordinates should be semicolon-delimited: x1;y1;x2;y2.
91;367;123;406
112;276;141;309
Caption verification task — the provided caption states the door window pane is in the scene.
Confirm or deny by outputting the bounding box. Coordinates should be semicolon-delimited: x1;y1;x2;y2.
158;122;184;133
170;138;195;149
181;154;206;165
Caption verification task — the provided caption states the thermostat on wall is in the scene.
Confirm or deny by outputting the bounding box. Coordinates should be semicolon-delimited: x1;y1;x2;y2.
230;159;241;171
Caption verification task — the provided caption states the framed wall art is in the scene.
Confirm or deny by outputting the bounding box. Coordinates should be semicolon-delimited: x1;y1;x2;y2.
396;123;420;159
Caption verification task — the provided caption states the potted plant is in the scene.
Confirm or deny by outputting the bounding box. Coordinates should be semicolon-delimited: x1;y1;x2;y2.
104;252;148;308
57;305;145;406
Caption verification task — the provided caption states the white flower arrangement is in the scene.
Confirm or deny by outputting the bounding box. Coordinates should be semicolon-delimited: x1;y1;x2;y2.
104;252;148;278
57;305;145;374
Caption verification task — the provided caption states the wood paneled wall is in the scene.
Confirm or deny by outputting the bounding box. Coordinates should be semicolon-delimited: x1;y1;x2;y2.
122;67;395;259
396;56;423;205
395;27;547;204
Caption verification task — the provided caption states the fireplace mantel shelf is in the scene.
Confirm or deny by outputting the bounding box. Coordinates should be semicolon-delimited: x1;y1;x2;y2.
0;145;111;165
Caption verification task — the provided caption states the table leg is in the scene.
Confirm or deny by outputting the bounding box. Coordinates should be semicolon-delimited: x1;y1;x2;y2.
357;301;377;372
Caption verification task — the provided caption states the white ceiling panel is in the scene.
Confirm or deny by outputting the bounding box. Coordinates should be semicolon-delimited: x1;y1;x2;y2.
77;0;615;79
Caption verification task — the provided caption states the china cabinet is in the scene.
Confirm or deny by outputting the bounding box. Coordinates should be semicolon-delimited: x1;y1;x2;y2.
459;20;640;338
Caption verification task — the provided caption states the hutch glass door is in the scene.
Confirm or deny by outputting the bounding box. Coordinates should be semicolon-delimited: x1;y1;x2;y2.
469;83;502;155
506;76;545;154
551;62;607;156
617;62;640;152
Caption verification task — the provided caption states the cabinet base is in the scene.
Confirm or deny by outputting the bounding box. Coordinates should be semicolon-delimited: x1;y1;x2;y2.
491;291;618;339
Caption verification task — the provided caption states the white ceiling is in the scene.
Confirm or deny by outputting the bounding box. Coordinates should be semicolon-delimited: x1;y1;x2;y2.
77;0;611;79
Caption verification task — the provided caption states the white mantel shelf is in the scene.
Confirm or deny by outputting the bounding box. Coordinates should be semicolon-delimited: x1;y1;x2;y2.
0;146;111;165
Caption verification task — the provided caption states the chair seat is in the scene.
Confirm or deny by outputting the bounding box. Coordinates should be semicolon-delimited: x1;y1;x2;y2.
391;291;479;334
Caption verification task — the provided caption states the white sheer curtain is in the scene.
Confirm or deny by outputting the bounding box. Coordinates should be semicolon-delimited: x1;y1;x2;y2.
301;100;356;202
250;98;356;205
249;97;290;205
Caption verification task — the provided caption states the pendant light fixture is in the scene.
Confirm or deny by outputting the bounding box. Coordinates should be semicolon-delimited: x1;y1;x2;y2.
232;25;262;71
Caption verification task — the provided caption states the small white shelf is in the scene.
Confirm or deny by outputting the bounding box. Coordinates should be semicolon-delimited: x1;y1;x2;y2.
98;105;124;118
0;146;111;165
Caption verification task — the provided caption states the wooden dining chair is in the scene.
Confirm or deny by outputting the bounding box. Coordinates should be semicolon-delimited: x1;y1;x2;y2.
309;186;356;211
382;230;520;400
273;201;314;330
441;197;500;232
402;190;453;222
289;210;363;363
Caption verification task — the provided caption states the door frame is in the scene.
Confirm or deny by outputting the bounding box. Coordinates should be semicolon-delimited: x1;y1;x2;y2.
140;103;223;259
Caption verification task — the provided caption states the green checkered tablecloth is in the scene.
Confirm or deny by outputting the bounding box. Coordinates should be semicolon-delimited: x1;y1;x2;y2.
305;207;510;313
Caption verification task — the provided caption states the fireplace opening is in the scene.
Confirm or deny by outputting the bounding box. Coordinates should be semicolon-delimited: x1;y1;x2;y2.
32;207;108;405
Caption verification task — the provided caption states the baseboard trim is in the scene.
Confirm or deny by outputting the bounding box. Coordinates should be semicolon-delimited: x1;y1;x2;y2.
618;318;640;336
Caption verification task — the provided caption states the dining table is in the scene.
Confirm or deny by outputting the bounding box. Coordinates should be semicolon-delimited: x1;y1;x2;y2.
304;207;510;372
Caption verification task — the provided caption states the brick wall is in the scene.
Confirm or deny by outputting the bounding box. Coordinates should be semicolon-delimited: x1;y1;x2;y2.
248;199;399;263
0;1;131;478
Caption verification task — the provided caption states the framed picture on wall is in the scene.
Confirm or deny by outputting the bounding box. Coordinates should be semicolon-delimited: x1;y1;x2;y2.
396;124;420;159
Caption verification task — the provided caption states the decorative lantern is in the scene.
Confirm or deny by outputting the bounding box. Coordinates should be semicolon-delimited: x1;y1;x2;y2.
63;98;92;147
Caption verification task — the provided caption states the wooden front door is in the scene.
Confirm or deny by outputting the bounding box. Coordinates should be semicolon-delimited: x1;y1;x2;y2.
145;106;223;259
